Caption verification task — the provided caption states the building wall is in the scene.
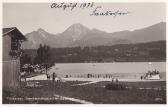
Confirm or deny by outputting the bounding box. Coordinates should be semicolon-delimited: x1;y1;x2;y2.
3;33;20;90
3;34;12;61
3;59;20;89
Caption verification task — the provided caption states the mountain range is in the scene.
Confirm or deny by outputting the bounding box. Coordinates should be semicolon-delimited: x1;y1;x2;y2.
22;22;166;49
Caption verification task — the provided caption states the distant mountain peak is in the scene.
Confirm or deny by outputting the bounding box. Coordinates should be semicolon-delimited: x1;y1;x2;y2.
65;23;90;32
62;23;90;41
70;23;87;28
37;28;48;34
35;28;48;39
37;28;45;32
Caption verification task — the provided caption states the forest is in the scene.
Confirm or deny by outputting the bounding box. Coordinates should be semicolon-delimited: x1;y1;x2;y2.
22;40;166;64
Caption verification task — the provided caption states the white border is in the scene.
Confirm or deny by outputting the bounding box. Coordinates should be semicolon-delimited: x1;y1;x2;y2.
0;0;167;107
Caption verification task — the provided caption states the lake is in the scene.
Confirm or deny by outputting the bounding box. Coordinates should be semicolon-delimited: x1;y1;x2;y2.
48;62;166;79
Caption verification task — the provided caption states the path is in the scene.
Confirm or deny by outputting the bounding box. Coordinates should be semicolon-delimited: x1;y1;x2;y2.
54;94;93;104
71;81;99;86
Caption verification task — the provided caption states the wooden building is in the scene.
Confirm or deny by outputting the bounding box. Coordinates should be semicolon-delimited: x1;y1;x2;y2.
3;27;26;90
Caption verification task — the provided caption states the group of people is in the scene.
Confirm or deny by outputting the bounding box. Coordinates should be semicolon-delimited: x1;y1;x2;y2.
22;64;46;74
111;78;119;83
46;72;57;82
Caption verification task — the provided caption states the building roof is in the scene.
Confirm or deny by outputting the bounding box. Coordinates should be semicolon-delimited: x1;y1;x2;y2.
3;27;26;41
3;27;16;35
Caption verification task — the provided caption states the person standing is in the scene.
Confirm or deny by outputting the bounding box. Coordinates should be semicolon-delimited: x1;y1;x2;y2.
116;78;119;83
20;70;26;82
140;75;143;80
52;72;56;82
47;73;50;80
112;78;114;82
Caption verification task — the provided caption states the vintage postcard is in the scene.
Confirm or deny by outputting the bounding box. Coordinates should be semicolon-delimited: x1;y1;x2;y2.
2;1;166;104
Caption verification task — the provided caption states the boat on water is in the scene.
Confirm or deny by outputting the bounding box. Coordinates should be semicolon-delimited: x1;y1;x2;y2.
143;70;160;80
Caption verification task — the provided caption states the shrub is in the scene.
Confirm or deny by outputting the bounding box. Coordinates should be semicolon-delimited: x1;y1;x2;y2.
105;83;126;90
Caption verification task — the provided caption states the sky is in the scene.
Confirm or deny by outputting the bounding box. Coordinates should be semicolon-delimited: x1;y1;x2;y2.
3;3;166;34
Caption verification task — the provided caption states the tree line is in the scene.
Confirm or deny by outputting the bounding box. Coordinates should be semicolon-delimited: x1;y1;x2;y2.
22;40;166;64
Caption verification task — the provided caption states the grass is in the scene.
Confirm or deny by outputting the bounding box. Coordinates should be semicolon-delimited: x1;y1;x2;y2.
3;81;85;104
3;80;166;104
53;81;166;104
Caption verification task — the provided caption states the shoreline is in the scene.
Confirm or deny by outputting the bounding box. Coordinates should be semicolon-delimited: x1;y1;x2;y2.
26;74;165;82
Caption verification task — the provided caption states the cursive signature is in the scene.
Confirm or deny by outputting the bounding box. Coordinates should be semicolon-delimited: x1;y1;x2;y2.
90;6;130;17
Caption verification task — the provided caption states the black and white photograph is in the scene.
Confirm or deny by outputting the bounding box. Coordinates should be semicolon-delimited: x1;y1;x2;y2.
2;1;166;104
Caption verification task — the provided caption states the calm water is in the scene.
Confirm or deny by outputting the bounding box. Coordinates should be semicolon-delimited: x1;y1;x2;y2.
48;62;166;77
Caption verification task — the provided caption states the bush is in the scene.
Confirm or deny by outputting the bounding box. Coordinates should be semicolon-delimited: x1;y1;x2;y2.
105;83;126;90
